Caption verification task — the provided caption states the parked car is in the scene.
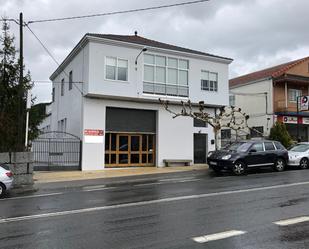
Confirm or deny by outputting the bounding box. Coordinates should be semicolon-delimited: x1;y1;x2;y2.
207;140;288;175
0;165;13;198
288;142;309;169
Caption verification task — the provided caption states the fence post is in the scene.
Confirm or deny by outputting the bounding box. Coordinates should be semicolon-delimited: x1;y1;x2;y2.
79;140;83;170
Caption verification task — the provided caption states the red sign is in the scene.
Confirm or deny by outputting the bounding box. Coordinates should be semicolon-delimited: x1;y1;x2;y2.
84;129;104;136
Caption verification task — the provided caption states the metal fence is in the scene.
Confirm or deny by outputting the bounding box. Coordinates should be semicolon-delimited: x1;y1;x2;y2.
32;131;82;171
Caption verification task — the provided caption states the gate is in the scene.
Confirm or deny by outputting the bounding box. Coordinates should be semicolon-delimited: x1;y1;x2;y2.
32;131;82;171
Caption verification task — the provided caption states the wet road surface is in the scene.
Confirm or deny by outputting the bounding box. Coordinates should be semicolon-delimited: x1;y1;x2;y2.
1;168;309;248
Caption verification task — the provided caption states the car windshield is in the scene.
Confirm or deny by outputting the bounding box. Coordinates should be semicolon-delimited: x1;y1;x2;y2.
289;144;309;152
224;142;252;152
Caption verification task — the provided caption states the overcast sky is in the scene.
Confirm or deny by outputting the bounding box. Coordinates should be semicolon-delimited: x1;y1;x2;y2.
2;0;309;103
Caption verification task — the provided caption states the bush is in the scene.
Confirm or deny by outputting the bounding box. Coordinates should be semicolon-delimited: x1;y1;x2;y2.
269;121;293;148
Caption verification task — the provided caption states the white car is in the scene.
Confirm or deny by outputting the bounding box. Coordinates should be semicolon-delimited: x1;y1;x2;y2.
288;143;309;169
0;165;13;198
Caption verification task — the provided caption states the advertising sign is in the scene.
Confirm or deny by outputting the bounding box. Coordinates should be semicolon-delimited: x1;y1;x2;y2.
84;129;104;143
282;116;298;124
300;96;309;111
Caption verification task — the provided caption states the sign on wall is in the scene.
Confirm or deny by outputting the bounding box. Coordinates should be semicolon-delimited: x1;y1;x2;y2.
282;116;298;124
84;129;104;143
300;96;309;111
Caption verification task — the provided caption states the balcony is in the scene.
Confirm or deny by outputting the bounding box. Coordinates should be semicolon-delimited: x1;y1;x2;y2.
143;82;189;97
274;99;297;112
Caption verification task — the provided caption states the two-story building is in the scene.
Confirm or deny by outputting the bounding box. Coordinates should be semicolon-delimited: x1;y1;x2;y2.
229;56;309;141
48;32;232;170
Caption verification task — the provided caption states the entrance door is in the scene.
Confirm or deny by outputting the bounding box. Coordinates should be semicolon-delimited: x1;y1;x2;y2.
194;134;207;164
105;133;155;167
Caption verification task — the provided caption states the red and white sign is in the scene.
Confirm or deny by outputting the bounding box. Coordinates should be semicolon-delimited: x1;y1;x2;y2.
300;96;309;111
84;129;104;143
84;129;104;136
302;117;309;125
282;116;298;124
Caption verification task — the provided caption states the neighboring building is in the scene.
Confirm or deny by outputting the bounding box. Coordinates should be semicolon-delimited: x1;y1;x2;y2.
37;102;52;132
229;56;309;141
47;32;232;170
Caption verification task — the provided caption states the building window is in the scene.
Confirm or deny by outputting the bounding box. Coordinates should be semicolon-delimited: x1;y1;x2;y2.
61;78;64;96
221;129;231;139
105;57;128;81
194;118;207;127
143;54;189;97
69;71;73;90
57;118;67;132
229;95;235;106
289;89;302;102
201;70;218;92
250;126;264;137
52;88;55;102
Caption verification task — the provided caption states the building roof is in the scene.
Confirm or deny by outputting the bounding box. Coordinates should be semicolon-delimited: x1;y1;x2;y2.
229;56;309;88
87;33;233;61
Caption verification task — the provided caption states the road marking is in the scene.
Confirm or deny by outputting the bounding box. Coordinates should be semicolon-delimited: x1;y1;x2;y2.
274;216;309;226
177;179;200;183
83;187;115;192
2;180;309;223
0;192;64;201
192;230;247;243
83;185;107;190
135;182;164;186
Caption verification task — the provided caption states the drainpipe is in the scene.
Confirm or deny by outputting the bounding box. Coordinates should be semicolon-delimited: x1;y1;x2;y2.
285;81;288;110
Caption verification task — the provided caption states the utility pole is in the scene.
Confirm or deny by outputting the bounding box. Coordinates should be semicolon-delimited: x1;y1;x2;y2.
17;12;24;151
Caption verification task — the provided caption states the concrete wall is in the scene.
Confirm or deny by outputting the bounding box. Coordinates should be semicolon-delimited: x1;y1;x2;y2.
50;44;89;138
87;41;230;106
230;79;274;136
82;97;215;170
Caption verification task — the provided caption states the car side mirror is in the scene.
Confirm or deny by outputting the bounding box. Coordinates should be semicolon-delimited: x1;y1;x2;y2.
249;149;257;153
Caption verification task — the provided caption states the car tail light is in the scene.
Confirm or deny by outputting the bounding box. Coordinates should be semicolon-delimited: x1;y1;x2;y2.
6;172;13;178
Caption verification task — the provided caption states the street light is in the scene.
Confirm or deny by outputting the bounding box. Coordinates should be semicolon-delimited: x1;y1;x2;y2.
135;47;148;70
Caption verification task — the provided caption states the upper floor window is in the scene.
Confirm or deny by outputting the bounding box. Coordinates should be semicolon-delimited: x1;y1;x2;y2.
194;118;207;127
52;88;55;102
201;70;218;92
61;78;64;96
229;95;235;106
250;126;264;137
143;54;189;97
69;71;73;90
105;57;128;81
288;89;302;102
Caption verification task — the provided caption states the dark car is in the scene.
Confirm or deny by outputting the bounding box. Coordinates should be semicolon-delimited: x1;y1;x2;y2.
207;140;288;175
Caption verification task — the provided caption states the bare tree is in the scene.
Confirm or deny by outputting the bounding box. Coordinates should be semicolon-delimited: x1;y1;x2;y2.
159;99;251;150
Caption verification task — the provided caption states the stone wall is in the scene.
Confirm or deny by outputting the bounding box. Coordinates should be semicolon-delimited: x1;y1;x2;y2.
0;152;35;192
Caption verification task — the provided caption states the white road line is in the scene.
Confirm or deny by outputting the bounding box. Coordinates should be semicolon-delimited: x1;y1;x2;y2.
274;216;309;226
83;187;115;192
2;180;309;223
135;182;164;186
176;179;200;183
0;192;64;201
83;185;106;190
192;230;247;243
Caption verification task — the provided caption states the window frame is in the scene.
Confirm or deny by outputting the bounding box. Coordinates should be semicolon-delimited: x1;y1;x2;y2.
143;53;189;97
61;78;65;96
264;142;276;151
52;87;55;102
201;70;218;92
105;56;129;82
288;89;302;103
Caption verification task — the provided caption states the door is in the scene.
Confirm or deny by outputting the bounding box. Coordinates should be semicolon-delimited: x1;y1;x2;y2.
194;134;207;164
245;142;267;167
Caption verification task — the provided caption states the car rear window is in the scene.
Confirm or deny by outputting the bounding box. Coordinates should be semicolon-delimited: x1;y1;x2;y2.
274;141;285;150
264;142;275;151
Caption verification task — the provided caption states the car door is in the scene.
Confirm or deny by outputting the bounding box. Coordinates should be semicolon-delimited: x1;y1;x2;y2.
245;142;267;167
263;142;277;164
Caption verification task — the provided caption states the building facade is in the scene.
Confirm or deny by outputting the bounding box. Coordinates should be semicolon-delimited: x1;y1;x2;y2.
229;57;309;141
48;33;232;170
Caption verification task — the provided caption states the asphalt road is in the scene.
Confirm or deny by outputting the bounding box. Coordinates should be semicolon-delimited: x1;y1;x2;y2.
1;168;309;249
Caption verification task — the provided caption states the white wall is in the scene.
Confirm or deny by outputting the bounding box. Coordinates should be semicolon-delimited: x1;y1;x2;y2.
230;79;274;136
87;40;230;106
50;44;89;138
82;97;215;170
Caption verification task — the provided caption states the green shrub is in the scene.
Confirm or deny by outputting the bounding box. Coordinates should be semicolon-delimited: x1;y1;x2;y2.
269;121;293;148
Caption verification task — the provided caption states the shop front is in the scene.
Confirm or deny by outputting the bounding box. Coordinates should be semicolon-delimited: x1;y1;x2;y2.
277;115;309;141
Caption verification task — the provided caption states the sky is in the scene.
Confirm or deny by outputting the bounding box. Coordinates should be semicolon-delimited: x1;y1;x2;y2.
2;0;309;103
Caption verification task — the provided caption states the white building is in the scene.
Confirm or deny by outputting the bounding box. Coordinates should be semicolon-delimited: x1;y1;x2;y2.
48;32;232;170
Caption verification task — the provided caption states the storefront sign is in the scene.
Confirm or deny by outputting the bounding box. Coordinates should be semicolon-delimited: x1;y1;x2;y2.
84;129;104;143
282;116;298;124
302;117;309;124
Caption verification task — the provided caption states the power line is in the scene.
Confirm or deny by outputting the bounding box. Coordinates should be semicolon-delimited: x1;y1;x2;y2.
24;23;84;95
33;80;83;84
27;0;210;24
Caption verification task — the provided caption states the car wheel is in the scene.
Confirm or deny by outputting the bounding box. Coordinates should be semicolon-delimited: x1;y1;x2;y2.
274;158;286;172
232;161;246;175
299;158;309;169
0;183;6;198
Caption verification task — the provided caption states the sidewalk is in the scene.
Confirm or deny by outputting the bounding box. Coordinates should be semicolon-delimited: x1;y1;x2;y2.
34;165;208;183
